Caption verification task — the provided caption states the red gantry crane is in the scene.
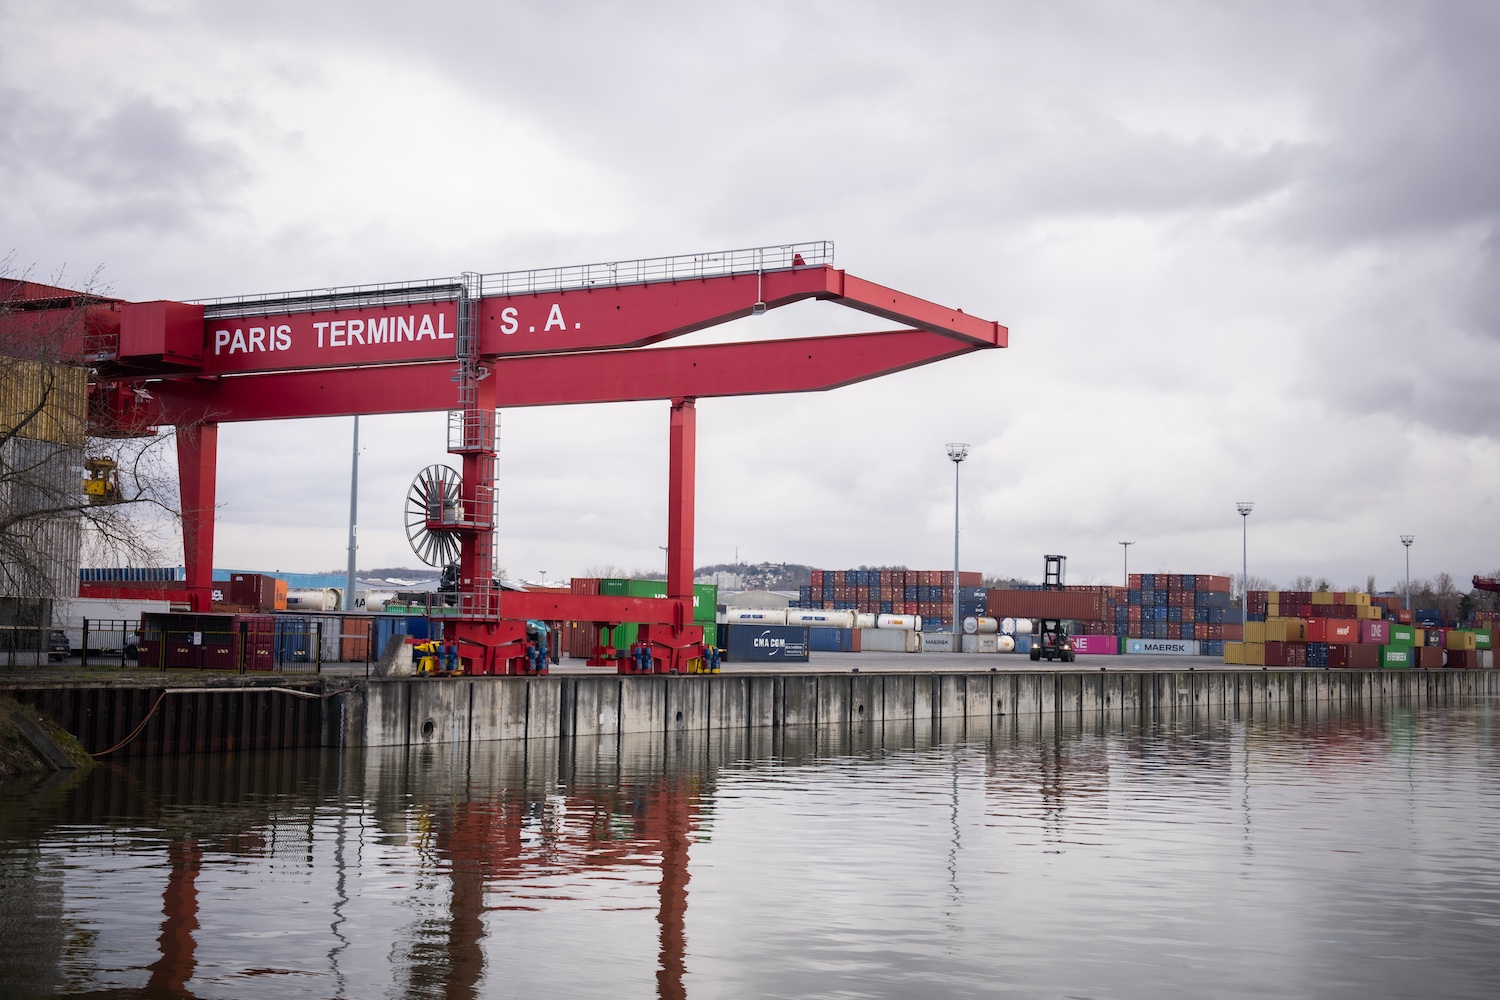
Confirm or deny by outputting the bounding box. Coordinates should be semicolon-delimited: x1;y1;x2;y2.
11;242;1006;674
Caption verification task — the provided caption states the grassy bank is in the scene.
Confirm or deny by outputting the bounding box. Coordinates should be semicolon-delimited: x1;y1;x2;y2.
0;696;93;778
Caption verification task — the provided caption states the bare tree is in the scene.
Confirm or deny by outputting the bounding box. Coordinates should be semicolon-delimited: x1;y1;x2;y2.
1231;572;1275;601
1;264;180;600
1292;574;1313;591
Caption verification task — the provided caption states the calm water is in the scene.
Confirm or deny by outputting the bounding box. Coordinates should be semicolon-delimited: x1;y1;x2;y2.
4;704;1500;999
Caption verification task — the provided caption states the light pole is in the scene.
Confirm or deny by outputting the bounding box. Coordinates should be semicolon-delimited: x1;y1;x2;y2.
947;443;969;636
1119;541;1134;589
1237;502;1254;625
1401;535;1414;611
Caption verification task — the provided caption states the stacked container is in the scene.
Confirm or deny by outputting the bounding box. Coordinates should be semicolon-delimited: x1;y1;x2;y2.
794;569;984;634
561;578;718;657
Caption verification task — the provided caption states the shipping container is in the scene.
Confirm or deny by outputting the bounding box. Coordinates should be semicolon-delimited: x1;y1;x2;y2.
1071;634;1118;655
859;628;920;653
721;624;809;662
1379;645;1413;669
1124;638;1198;655
139;612;275;671
808;627;857;652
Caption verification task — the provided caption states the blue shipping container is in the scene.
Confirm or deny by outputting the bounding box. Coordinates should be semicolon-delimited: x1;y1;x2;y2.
808;627;855;652
722;624;810;662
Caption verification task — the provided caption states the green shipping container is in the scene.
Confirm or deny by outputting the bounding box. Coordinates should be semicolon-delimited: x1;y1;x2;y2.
1379;645;1414;669
1474;629;1493;650
1387;623;1417;647
598;579;717;622
595;579;719;649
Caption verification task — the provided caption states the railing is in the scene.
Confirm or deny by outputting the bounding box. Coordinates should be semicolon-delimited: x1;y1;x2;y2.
189;241;834;319
479;240;833;297
194;278;465;320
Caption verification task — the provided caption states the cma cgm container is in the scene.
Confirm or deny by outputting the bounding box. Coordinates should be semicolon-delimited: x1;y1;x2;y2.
139;612;275;671
721;624;810;662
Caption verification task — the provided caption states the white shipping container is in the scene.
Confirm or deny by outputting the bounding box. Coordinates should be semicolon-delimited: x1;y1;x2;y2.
961;634;1000;653
53;596;170;653
963;616;999;635
725;608;788;625
859;628;920;653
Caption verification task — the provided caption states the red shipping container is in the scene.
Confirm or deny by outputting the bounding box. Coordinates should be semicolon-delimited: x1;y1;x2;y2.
1446;649;1477;669
1416;646;1443;668
1327;643;1379;669
1128;573;1142;589
1326;621;1358;643
811;570;823;587
1358;620;1389;644
959;571;983;587
1305;619;1327;642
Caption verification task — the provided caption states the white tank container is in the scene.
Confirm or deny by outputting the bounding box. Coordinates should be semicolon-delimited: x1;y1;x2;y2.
786;609;855;628
286;587;341;612
1013;618;1033;635
724;608;788;625
996;634;1017;653
855;612;877;630
1000;617;1016;635
963;616;999;635
354;590;396;611
877;613;921;631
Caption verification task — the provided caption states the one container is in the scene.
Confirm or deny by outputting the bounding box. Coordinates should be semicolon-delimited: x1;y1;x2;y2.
1358;620;1389;645
1071;634;1118;655
721;624;810;662
963;616;999;635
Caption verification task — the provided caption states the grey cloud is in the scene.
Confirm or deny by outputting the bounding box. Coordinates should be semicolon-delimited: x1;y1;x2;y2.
0;87;248;234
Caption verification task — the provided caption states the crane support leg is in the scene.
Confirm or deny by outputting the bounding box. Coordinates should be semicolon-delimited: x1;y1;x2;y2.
667;398;695;604
177;423;218;612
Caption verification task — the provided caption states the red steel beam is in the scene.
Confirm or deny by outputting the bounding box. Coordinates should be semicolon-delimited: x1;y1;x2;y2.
666;399;695;603
151;328;977;424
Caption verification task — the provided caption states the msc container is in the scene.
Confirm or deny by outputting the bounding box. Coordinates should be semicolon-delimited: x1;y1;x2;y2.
721;624;810;662
787;609;855;629
963;616;999;635
859;628;920;653
1124;638;1199;655
1070;634;1118;655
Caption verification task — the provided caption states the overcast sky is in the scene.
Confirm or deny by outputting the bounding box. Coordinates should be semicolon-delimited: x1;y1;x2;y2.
3;1;1498;589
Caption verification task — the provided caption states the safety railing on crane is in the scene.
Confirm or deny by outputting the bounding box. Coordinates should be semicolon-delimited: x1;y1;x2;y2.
478;241;834;297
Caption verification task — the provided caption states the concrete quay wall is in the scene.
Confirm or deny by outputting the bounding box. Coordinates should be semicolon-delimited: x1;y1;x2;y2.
351;668;1500;748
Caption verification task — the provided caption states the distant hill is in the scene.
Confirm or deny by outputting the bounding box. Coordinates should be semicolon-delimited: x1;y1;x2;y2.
695;562;812;591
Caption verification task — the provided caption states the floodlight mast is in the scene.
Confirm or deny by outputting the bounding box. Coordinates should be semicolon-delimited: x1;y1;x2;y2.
1237;502;1254;627
947;443;970;636
1401;535;1414;612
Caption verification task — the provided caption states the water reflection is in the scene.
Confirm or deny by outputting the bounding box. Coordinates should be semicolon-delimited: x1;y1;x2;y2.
2;701;1500;999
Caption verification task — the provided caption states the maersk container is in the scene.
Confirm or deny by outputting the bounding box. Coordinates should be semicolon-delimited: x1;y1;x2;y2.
787;609;855;628
1125;638;1199;655
725;608;788;626
963;616;999;635
920;632;958;653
